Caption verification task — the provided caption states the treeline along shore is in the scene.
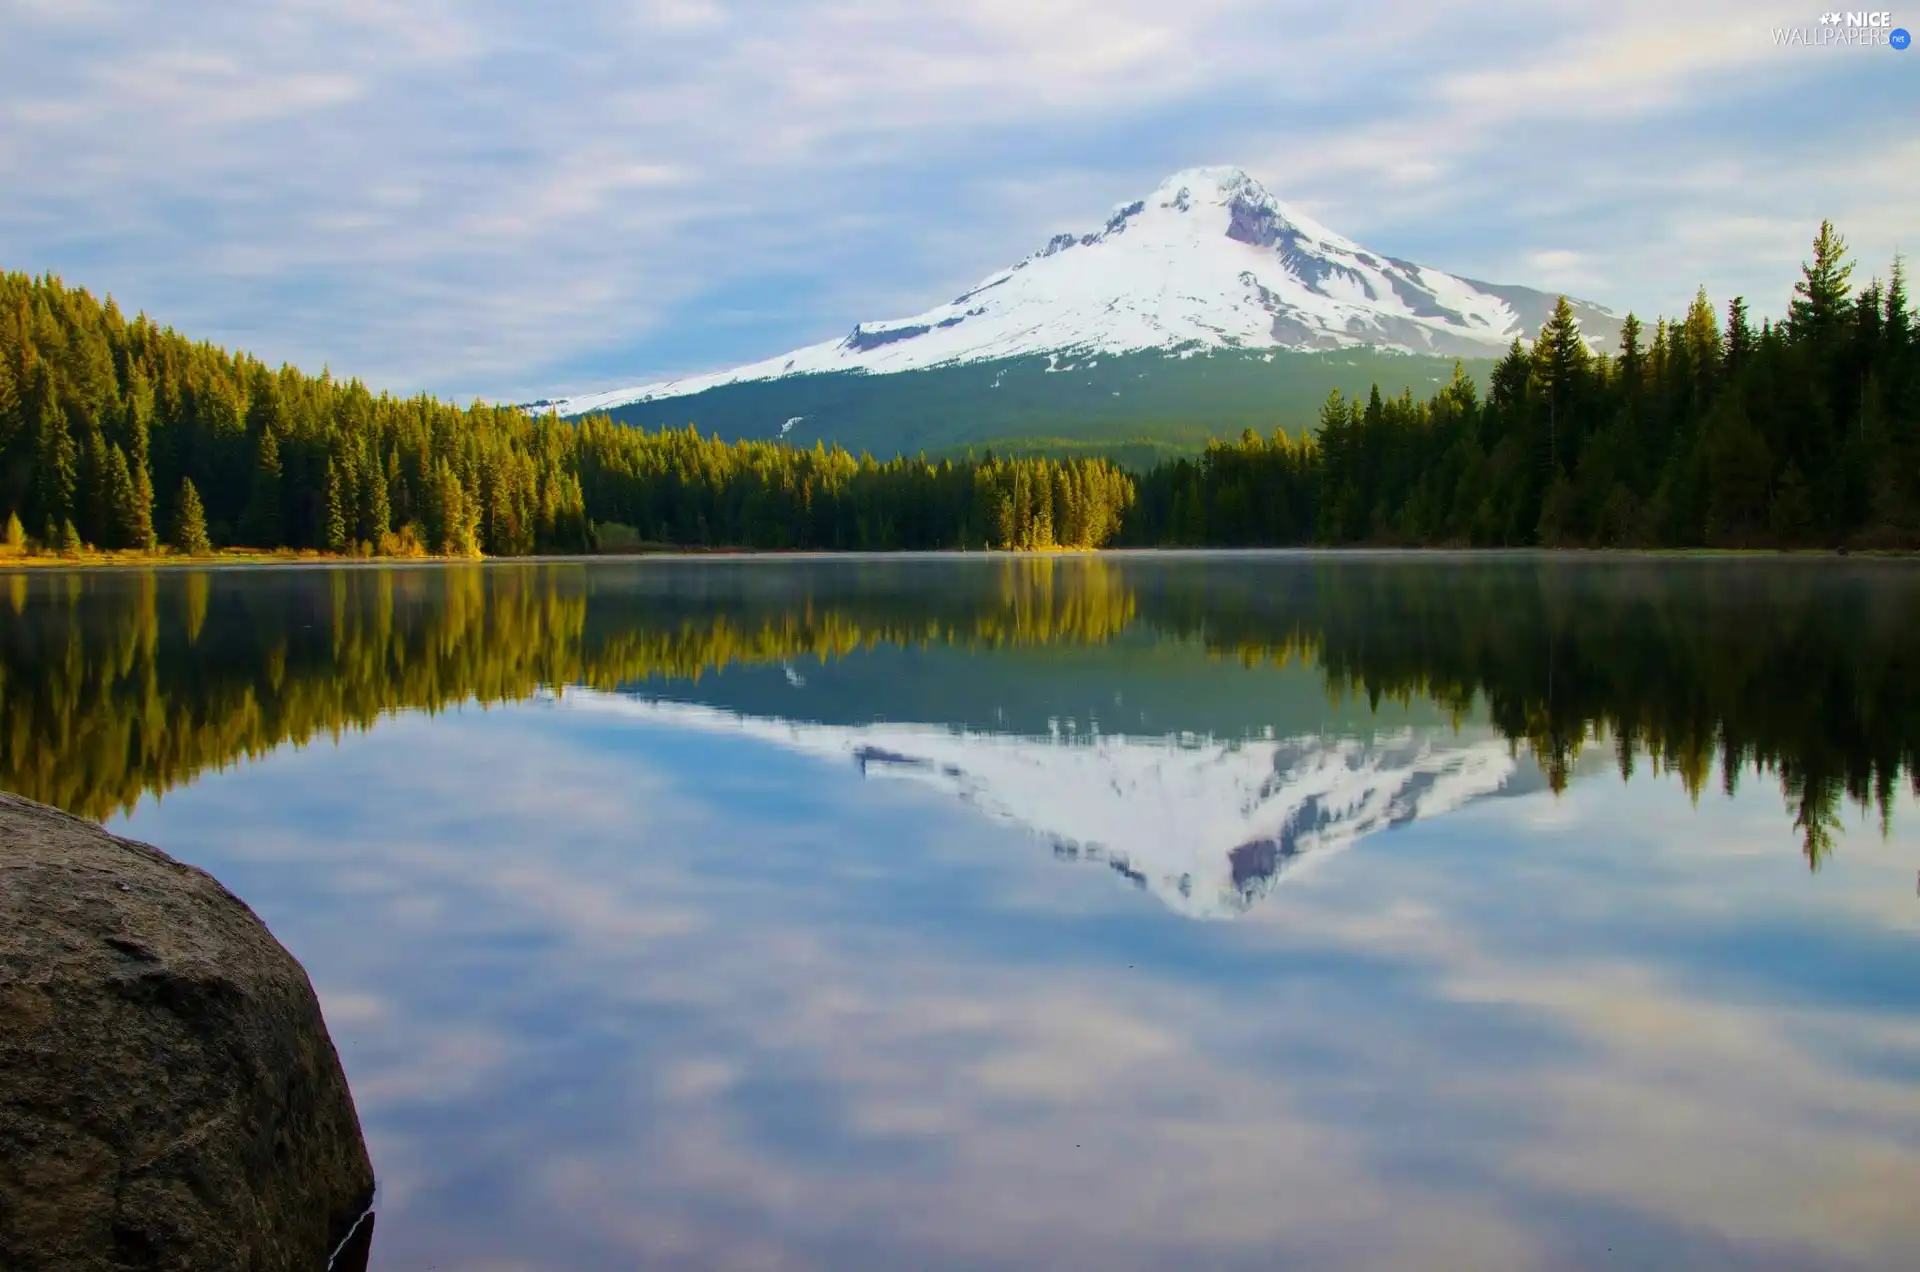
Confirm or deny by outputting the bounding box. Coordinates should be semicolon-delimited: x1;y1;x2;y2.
1;223;1914;556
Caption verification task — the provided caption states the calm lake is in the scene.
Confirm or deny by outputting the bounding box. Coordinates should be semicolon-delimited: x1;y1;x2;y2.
6;554;1920;1271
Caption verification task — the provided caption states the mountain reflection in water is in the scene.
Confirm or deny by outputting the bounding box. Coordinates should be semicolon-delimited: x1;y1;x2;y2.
4;554;1915;873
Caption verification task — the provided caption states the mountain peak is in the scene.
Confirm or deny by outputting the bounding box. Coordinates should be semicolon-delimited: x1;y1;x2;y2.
539;166;1622;419
1151;164;1263;199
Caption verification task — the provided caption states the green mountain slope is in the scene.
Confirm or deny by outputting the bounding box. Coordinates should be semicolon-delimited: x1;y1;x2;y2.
578;348;1494;461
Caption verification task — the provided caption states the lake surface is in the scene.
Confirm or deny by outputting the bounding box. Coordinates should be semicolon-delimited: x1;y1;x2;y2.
6;554;1920;1271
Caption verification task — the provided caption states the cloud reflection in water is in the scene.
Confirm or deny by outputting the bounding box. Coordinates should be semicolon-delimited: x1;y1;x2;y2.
106;693;1920;1272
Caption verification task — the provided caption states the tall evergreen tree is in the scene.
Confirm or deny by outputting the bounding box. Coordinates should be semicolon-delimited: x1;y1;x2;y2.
172;477;211;556
29;366;75;531
359;441;390;546
1532;296;1592;474
1885;254;1911;350
1724;296;1753;373
322;455;349;552
241;427;284;546
0;356;18;458
104;443;142;550
122;365;156;550
1788;220;1854;340
1681;288;1723;390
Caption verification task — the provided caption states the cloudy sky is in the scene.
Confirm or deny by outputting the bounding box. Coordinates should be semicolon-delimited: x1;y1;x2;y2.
2;0;1913;400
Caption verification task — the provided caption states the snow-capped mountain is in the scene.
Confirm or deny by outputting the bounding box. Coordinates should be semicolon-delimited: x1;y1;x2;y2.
537;166;1619;420
559;690;1520;921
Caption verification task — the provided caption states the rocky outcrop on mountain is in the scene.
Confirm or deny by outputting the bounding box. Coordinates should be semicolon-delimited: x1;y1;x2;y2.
0;791;374;1272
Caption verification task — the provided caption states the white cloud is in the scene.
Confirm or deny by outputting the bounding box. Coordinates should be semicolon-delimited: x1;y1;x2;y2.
0;0;1904;396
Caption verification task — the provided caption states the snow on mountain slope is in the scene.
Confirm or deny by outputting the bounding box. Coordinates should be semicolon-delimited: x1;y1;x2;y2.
537;166;1619;419
556;690;1519;920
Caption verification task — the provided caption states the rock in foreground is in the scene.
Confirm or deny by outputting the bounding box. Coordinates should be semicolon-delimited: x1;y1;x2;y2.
0;791;374;1271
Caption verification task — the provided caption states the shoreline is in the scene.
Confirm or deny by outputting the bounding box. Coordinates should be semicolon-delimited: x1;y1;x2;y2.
3;545;1917;571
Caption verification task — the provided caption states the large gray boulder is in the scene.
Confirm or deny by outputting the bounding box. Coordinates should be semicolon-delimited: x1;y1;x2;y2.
0;792;375;1271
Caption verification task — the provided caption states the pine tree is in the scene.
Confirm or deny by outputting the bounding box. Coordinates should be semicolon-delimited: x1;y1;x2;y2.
241;427;284;546
1885;254;1911;349
0;357;17;455
2;511;23;554
1788;220;1854;341
123;367;157;550
30;367;75;531
1618;313;1644;374
359;442;390;546
1681;288;1723;388
58;517;82;553
322;456;348;552
105;443;140;550
386;448;409;528
1533;297;1592;476
1724;296;1753;373
82;425;112;549
173;477;211;555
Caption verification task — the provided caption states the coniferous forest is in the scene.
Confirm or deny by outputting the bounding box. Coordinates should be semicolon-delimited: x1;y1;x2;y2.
1;222;1913;556
1128;224;1917;548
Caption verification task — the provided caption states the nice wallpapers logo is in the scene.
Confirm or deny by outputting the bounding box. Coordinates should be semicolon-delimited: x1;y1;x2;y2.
1773;11;1912;46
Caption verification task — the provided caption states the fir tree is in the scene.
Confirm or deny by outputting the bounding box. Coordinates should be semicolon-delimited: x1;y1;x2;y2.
2;511;23;554
105;443;141;550
122;367;157;550
1681;288;1723;388
1788;220;1854;340
241;428;284;546
1533;297;1592;475
1724;296;1753;373
322;456;349;552
30;367;76;531
1884;254;1910;349
1618;313;1644;377
359;441;390;546
172;477;211;556
0;356;17;455
82;425;112;550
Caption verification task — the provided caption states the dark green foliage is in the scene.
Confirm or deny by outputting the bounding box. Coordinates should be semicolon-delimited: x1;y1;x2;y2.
1122;424;1318;546
240;427;283;547
102;442;144;550
172;477;210;555
0;272;1135;554
321;456;349;553
1147;223;1917;549
1789;221;1853;341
